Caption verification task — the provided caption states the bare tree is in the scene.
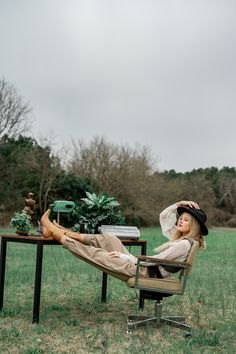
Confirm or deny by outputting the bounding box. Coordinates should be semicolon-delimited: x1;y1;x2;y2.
69;136;158;225
0;77;32;139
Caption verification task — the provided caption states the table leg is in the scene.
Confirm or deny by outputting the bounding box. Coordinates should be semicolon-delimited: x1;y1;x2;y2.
101;272;108;302
0;238;7;310
139;290;145;309
32;241;44;323
141;243;147;256
140;243;147;308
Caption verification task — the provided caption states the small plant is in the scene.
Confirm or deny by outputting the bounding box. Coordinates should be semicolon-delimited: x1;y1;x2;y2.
71;192;125;233
10;211;31;235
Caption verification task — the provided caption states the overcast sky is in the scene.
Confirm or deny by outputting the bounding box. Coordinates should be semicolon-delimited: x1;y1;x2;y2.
1;0;236;172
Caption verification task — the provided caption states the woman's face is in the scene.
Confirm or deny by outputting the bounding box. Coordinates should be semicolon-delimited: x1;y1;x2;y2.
177;212;191;235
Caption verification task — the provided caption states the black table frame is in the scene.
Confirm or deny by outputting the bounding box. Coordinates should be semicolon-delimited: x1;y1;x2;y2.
0;235;146;323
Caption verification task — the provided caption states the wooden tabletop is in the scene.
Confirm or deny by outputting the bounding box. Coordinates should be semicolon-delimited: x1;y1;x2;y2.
0;234;146;243
0;234;60;243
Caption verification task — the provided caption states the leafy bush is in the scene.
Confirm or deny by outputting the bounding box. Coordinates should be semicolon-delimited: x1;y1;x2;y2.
71;192;125;233
10;211;31;235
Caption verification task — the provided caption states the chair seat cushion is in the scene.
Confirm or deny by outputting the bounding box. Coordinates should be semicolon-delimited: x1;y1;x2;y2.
127;277;182;293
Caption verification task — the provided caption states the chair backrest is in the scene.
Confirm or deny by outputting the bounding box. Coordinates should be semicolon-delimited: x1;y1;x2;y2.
183;240;199;277
170;239;198;294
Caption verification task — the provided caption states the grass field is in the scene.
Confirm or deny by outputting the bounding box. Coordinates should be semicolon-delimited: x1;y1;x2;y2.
0;227;235;353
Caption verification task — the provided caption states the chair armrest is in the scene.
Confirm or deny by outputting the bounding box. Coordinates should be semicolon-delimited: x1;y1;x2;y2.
136;256;191;269
133;257;190;288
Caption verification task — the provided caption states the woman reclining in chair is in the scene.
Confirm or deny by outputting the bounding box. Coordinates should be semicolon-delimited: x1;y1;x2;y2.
41;200;208;281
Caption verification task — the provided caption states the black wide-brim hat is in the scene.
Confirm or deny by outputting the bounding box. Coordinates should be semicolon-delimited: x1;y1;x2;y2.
177;206;208;236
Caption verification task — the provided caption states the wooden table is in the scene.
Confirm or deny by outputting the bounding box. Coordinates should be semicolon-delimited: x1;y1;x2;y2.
0;234;147;323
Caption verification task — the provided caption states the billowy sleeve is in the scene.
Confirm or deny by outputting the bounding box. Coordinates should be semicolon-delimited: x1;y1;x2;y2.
159;203;178;240
153;239;191;260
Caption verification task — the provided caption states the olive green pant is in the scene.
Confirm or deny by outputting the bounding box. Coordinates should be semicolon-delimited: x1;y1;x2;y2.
63;233;148;282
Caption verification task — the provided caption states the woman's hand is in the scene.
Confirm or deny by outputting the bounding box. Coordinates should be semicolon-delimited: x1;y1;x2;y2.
176;200;200;209
108;251;121;258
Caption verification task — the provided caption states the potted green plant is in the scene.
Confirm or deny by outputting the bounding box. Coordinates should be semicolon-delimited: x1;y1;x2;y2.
71;192;125;233
10;211;32;236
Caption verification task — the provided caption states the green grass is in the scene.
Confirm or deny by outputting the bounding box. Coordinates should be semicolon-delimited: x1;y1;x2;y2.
0;227;235;353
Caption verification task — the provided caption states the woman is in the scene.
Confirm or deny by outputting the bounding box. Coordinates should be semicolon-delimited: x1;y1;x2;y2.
40;200;208;281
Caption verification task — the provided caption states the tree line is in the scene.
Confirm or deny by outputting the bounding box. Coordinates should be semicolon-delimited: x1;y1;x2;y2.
0;134;236;228
1;77;236;228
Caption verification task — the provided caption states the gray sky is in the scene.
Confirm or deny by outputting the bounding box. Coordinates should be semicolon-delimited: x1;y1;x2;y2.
1;0;236;172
